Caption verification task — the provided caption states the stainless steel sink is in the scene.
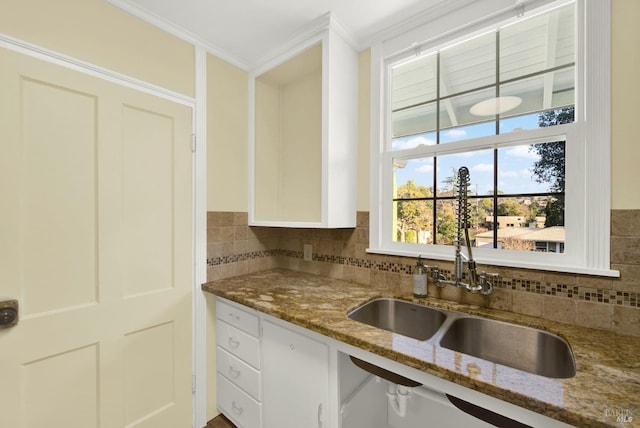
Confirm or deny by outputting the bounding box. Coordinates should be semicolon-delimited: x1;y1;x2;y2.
347;298;446;341
440;317;576;378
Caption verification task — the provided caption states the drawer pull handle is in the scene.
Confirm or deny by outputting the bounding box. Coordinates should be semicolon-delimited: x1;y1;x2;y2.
228;366;241;379
228;312;240;321
228;336;240;349
231;401;244;415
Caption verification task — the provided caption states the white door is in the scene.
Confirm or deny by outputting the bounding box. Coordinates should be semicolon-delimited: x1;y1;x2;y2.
0;47;193;428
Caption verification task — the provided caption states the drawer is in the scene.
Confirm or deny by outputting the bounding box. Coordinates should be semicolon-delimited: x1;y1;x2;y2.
216;320;261;369
217;346;261;401
216;298;260;336
218;373;262;428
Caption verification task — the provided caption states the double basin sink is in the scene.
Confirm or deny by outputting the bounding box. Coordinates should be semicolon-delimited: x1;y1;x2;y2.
347;298;576;379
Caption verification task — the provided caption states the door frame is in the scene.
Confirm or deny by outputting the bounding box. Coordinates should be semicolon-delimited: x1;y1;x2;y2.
0;34;208;428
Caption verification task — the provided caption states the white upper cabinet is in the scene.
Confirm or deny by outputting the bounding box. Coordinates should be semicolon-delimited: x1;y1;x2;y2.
249;15;358;228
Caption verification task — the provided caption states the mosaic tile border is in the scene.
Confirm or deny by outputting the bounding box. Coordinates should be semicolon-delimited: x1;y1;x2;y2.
207;250;639;308
207;250;272;266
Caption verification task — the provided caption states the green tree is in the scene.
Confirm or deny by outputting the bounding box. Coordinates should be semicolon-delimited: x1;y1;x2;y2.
395;180;433;243
530;141;565;193
525;203;540;225
497;200;524;216
436;203;457;244
478;198;494;216
544;196;565;227
440;168;458;195
530;107;574;226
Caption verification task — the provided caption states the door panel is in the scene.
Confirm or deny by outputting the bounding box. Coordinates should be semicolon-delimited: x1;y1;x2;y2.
124;322;175;426
0;47;193;428
22;343;99;428
122;105;175;297
19;78;98;317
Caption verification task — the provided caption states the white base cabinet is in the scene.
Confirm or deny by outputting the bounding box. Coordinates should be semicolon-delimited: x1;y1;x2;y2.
217;374;262;428
214;297;571;428
215;299;262;428
262;320;330;428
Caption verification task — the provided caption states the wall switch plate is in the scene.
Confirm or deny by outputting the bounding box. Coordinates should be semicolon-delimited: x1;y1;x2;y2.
303;244;312;261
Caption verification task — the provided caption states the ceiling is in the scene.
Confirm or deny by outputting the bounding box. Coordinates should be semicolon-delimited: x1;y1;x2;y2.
108;0;449;70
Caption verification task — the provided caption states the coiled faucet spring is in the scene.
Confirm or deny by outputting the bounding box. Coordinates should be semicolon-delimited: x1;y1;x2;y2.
455;166;477;288
430;166;496;295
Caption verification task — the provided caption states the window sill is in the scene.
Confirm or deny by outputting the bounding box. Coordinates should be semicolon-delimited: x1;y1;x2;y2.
366;247;620;278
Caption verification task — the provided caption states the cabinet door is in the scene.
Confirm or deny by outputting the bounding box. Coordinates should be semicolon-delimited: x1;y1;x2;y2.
262;320;330;428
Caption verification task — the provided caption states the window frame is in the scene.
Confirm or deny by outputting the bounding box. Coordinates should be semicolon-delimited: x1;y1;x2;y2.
368;0;618;276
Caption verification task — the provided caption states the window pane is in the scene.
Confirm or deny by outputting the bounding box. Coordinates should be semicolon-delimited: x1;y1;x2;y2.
499;68;575;118
391;54;437;111
499;112;540;133
393;158;433;199
440;32;496;96
500;106;575;133
474;197;496;248
391;132;437;151
393;157;435;244
493;196;565;253
392;101;437;138
440;121;496;144
394;200;434;243
500;3;575;81
498;140;565;194
435;150;494;196
393;157;433;191
441;87;497;129
435;200;457;245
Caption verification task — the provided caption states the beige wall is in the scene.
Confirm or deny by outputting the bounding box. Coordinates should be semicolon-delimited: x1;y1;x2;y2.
611;0;640;209
0;0;195;97
206;53;249;212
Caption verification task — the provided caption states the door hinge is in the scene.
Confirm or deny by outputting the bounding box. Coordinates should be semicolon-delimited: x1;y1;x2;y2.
192;374;196;394
191;134;196;153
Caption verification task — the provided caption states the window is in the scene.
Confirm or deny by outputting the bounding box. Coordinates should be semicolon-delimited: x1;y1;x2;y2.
369;0;617;276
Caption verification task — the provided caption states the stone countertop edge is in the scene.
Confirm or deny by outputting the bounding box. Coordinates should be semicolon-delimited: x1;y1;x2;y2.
202;268;639;428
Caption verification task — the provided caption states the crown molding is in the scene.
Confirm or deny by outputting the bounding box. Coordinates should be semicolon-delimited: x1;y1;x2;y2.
248;12;363;72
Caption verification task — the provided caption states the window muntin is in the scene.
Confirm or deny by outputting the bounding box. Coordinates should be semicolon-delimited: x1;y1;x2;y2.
391;139;565;253
386;2;574;257
371;0;616;276
389;2;575;150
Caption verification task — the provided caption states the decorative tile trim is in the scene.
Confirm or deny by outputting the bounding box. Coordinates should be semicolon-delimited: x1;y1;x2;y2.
207;250;639;308
206;250;272;266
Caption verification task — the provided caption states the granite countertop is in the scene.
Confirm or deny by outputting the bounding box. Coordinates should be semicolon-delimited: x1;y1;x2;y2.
203;268;639;427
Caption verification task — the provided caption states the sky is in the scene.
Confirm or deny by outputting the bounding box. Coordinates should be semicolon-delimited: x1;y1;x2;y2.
392;113;558;196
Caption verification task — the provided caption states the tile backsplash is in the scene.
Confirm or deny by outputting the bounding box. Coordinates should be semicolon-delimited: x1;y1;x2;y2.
207;210;640;337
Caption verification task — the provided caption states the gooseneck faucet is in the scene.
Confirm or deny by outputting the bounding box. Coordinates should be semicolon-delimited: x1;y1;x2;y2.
431;166;496;295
